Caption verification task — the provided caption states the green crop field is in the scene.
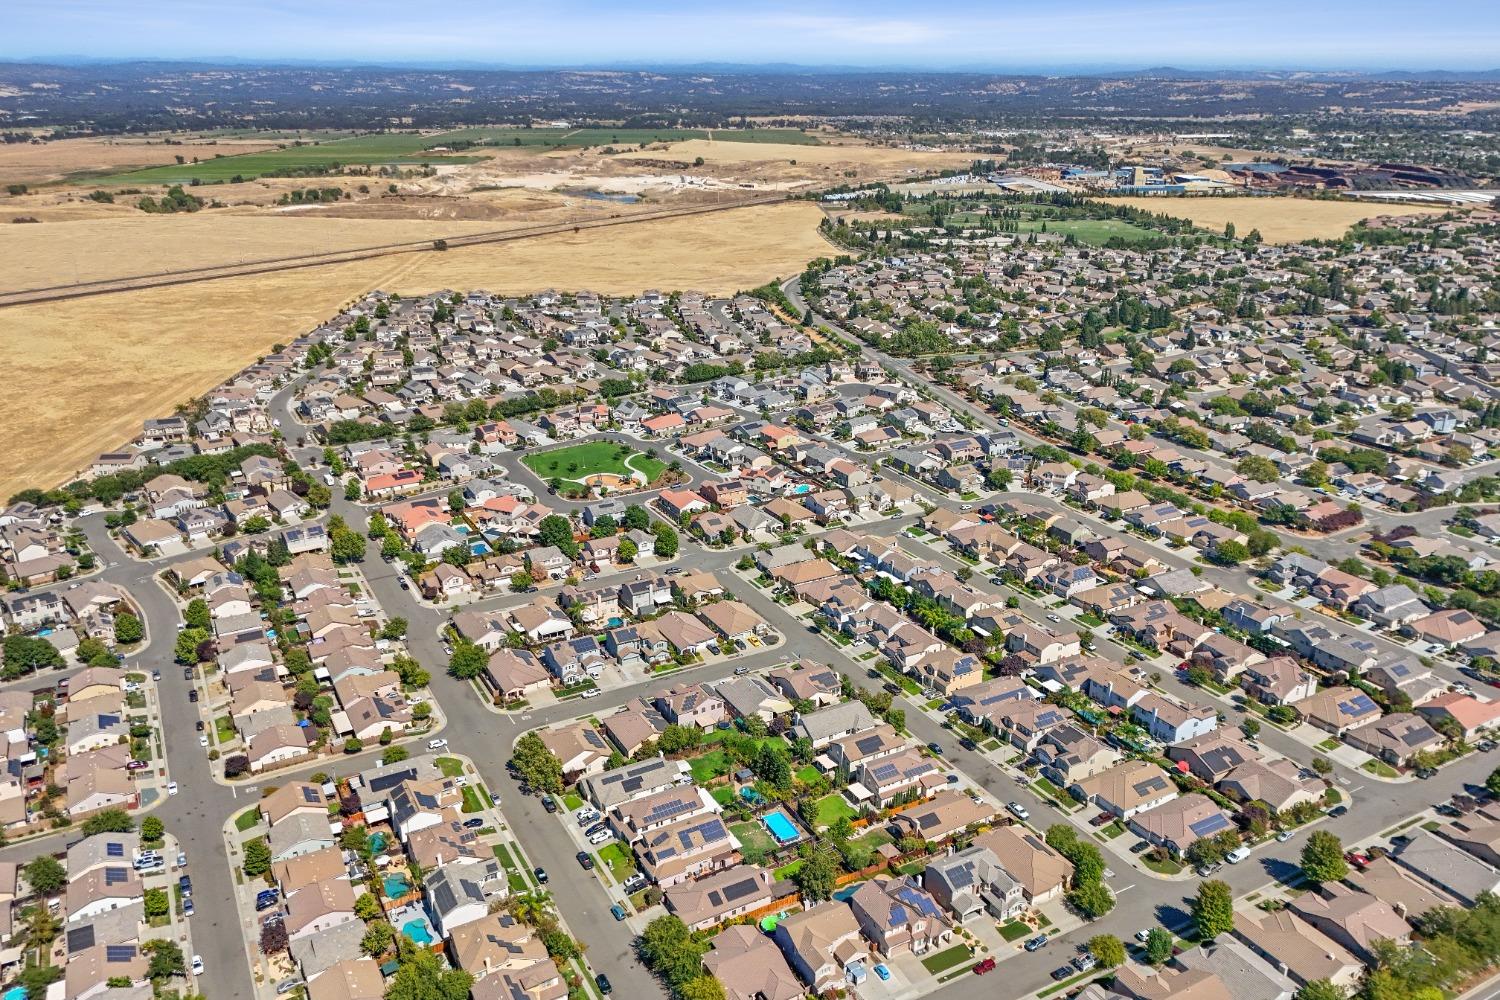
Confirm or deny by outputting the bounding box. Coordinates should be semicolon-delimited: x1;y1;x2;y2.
94;131;485;185
522;441;666;485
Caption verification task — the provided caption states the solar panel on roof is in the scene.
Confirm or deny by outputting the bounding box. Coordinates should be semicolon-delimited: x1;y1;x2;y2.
105;842;123;857
1188;813;1232;838
105;945;136;962
870;763;899;782
104;868;127;885
301;786;320;803
1339;694;1377;717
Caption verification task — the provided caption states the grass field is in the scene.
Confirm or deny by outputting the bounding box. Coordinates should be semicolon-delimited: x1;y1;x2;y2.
921;944;973;975
813;794;857;829
522;441;666;485
0;200;826;498
94;132;486;185
0;135;286;186
729;819;777;861
1101;195;1449;244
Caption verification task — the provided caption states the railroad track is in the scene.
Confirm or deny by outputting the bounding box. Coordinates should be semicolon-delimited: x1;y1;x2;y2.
0;192;788;309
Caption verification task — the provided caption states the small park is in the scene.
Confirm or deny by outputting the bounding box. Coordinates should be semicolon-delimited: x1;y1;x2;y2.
522;441;670;496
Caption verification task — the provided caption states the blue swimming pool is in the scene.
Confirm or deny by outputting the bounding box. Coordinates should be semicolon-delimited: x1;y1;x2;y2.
382;874;411;899
763;809;799;845
402;918;433;945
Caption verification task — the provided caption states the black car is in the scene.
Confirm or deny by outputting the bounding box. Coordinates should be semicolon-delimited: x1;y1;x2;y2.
183;667;193;680
926;742;944;756
576;851;594;870
189;689;198;703
179;875;192;898
533;867;548;885
1129;840;1151;854
595;974;612;996
1328;805;1349;818
1415;768;1439;780
195;720;204;732
462;817;484;829
958;738;978;752
541;795;558;813
1051;967;1074;981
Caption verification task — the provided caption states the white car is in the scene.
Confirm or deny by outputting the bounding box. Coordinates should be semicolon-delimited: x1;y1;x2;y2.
198;735;209;748
580;688;602;699
1134;929;1153;943
1226;846;1252;864
190;955;204;976
427;739;448;751
1275;830;1295;843
587;830;612;845
167;781;179;796
1006;801;1029;821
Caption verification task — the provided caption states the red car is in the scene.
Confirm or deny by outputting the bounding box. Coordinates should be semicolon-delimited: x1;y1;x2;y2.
973;958;997;976
1345;852;1370;870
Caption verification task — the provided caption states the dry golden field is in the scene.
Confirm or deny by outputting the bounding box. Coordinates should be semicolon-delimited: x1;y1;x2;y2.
0;200;829;495
0;136;282;186
1102;195;1450;243
613;138;974;171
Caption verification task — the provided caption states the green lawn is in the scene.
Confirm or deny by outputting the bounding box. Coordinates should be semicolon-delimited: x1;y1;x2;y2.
1362;759;1399;778
234;807;260;832
597;842;635;883
563;793;585;811
729;820;776;862
773;858;804;880
522;442;666;486
999;920;1032;942
1101;820;1126;840
812;794;856;829
920;944;973;975
1316;739;1342;752
795;765;821;785
461;786;488;813
689;750;733;783
492;844;517;870
95;131;485;185
215;715;236;743
435;756;464;778
1141;854;1184;875
711;786;737;807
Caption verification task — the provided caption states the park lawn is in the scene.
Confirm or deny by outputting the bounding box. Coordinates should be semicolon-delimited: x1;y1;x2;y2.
522;441;666;485
234;807;260;832
435;756;464;778
597;842;635;883
920;944;973;975
813;794;857;829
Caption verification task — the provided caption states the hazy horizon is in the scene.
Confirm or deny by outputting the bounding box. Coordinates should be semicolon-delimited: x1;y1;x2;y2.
7;0;1499;71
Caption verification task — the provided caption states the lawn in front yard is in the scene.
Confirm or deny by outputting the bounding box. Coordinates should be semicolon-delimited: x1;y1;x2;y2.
234;807;260;832
435;756;464;778
1141;854;1184;875
597;842;635;883
563;792;585;811
1316;738;1342;752
521;441;666;486
813;794;856;829
920;944;973;975
461;786;488;813
1362;759;1399;778
999;920;1032;942
215;715;236;743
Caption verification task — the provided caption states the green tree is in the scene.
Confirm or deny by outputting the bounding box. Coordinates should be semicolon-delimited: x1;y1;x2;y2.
792;851;838;903
618;537;638;563
360;920;395;957
113;613;144;645
1088;933;1126;967
1295;981;1347;1000
142;939;186;981
330;524;366;563
1144;927;1174;965
140;816;164;845
354;892;382;922
173;627;209;664
652;522;679;558
183;598;211;629
448;641;488;680
382;745;409;765
678;976;727;1000
1068;881;1115;919
1193;879;1234;940
242;838;271;878
23;855;66;896
344;478;362;501
623;505;650;531
537;515;578;557
1300;830;1348;884
1212;540;1250;566
1487;767;1500;799
511;732;564;795
81;809;133;835
638;915;708;989
144;887;169;919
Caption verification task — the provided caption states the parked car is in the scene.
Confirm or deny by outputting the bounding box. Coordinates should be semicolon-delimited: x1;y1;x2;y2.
276;980;303;996
190;956;204;976
874;965;891;982
1345;851;1371;870
1416;767;1438;780
541;795;558;813
1478;740;1497;753
188;689;198;703
585;822;607;837
1007;801;1030;821
533;867;548;884
427;738;448;751
1328;805;1349;818
588;830;611;845
183;897;195;917
1051;967;1073;981
973;957;997;975
610;904;627;921
595;975;612;996
580;688;602;699
1134;929;1152;943
926;741;944;755
1089;812;1113;827
958;738;978;752
255;889;279;911
1024;935;1049;952
1276;830;1295;843
179;875;192;898
1195;863;1222;878
1226;846;1251;864
462;818;484;829
1129;840;1150;854
1071;954;1097;972
576;851;594;870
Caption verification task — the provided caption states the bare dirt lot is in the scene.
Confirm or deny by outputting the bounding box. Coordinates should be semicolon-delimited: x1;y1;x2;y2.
0;200;829;495
1100;195;1450;243
0;136;282;186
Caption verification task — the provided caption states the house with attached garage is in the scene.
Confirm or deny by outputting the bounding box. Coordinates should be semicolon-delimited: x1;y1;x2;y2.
922;844;1026;921
1071;760;1178;820
1129;794;1238;857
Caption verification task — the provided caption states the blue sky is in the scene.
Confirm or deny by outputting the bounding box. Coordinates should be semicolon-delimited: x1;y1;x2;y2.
7;0;1498;70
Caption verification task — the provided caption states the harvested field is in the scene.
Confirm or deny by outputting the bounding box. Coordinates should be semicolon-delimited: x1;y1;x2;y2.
1100;195;1450;243
0;200;827;495
0;136;282;186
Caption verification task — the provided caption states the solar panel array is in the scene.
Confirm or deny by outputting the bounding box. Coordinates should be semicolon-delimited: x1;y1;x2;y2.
1339;694;1377;718
1188;812;1232;838
301;786;321;803
103;867;128;885
105;842;124;857
105;944;136;963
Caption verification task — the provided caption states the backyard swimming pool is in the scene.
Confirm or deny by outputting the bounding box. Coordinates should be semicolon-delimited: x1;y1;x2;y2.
383;873;411;899
763;809;799;845
402;919;433;945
